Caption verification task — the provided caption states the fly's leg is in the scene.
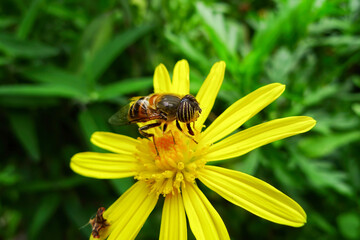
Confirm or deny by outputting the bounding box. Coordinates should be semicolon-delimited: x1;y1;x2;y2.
163;123;176;144
170;130;176;145
138;122;162;137
139;122;162;155
176;121;198;144
176;120;183;132
162;123;167;133
186;123;194;136
192;122;199;143
186;123;198;144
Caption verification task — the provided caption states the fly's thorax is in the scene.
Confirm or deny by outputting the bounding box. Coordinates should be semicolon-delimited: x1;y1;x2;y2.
155;94;181;121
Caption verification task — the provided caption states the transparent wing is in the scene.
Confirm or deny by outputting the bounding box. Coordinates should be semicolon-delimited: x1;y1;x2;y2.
108;104;131;125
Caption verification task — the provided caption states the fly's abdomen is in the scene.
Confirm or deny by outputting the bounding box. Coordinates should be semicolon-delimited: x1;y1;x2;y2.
129;97;149;121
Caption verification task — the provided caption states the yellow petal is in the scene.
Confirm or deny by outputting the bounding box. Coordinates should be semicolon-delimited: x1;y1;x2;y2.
198;166;307;227
91;132;139;154
160;192;187;240
154;63;172;93
201;83;285;145
182;183;229;240
70;152;138;179
206;116;316;162
105;181;158;240
172;59;190;95
195;61;226;131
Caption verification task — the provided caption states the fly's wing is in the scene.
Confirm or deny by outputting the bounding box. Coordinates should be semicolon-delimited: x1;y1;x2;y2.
108;104;131;125
129;96;143;101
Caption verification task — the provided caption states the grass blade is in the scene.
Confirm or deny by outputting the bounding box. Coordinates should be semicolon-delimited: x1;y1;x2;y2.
22;66;85;90
0;33;58;58
28;194;60;240
16;0;44;40
81;25;153;84
8;112;40;162
97;77;153;100
0;84;87;100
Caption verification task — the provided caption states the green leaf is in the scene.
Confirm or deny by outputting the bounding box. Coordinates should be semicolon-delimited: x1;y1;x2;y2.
317;35;360;50
78;12;116;57
165;31;211;71
1;209;22;238
0;96;59;108
232;149;260;175
0;84;87;100
294;148;353;196
22;66;85;89
28;194;60;240
309;18;352;34
337;212;360;239
44;2;87;27
78;106;112;151
0;56;11;66
196;3;239;57
8;112;40;162
195;2;241;74
78;110;100;150
0;165;20;185
81;24;153;84
309;211;336;235
240;0;314;89
18;176;86;192
299;131;360;158
265;44;309;84
69;12;116;73
0;33;58;58
308;111;360;135
110;178;133;195
0;16;18;29
352;103;360;117
17;0;44;40
63;194;90;238
353;76;360;88
97;77;153;100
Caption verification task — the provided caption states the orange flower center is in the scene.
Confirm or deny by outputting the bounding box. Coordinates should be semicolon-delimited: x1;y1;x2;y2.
134;125;207;196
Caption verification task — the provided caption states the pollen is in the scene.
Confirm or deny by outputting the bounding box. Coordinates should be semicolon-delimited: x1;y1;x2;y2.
134;125;207;196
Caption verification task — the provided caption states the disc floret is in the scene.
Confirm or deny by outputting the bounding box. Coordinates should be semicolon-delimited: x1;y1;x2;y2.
134;127;206;196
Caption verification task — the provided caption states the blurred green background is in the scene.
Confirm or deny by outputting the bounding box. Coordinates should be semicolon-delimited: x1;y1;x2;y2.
1;0;360;239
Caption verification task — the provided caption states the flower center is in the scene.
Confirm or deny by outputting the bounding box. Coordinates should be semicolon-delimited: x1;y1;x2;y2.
134;125;207;196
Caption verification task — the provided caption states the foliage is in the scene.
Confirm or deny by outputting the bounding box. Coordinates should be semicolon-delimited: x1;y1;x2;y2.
1;0;359;239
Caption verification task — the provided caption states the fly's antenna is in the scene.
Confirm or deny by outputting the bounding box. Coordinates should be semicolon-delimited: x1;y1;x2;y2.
79;221;91;230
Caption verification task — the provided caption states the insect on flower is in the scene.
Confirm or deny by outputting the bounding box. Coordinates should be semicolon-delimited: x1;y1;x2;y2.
71;60;316;239
89;207;109;238
109;93;202;140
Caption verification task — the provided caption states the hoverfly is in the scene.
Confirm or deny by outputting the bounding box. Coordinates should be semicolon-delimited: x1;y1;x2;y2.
109;93;202;139
89;207;109;238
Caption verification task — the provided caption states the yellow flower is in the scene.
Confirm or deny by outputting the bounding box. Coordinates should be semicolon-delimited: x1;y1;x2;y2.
71;60;316;240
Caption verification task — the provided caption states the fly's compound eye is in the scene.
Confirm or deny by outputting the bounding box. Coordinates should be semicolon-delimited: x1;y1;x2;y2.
177;95;202;123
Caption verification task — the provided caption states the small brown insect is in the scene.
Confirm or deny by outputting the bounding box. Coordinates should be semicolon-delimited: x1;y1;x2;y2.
109;93;202;138
89;207;109;238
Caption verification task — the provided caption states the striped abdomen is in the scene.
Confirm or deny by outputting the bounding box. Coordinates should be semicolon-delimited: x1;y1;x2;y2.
176;95;202;123
129;97;150;121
